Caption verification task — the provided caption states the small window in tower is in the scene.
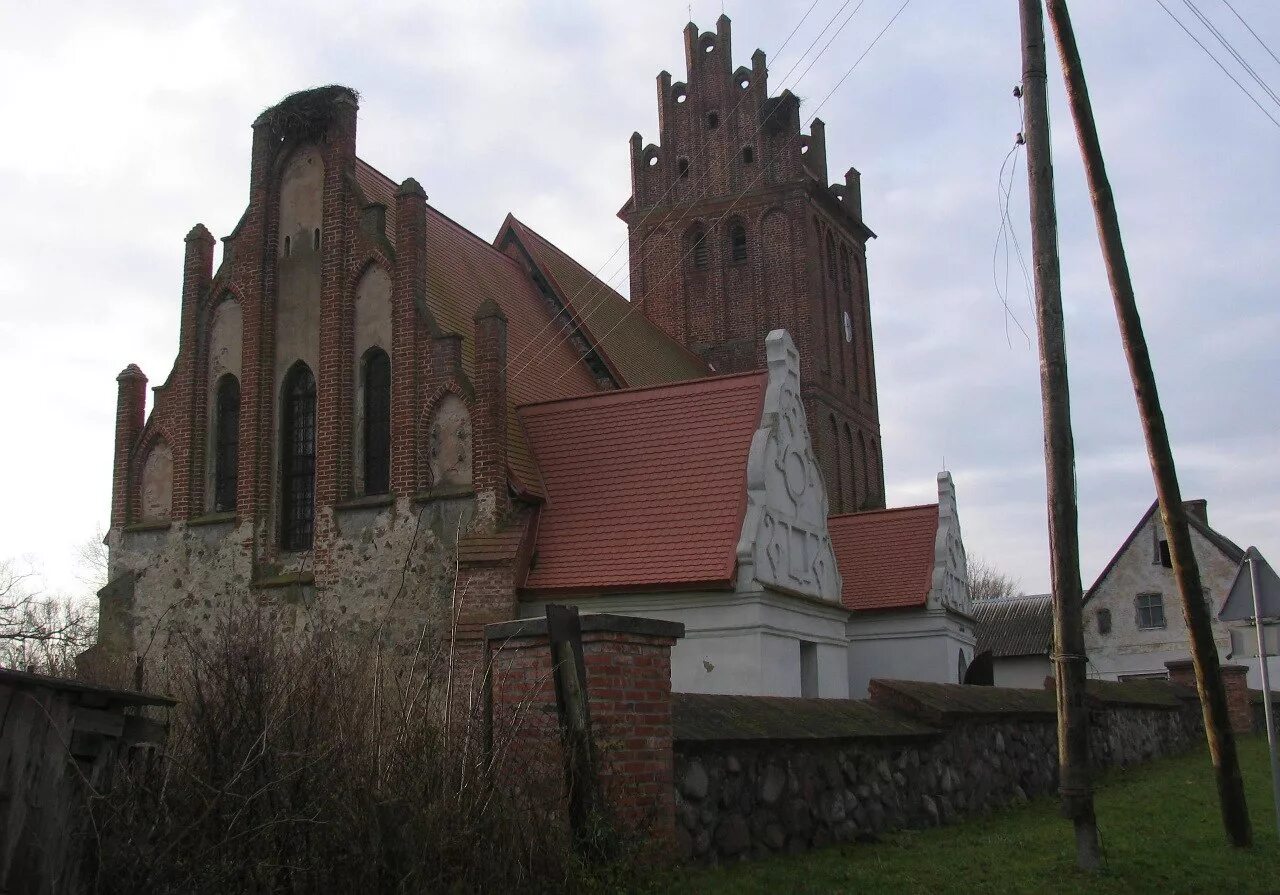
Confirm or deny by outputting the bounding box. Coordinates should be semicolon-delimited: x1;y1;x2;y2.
313;227;321;251
730;222;747;263
740;77;751;90
840;248;852;293
672;84;687;105
742;146;754;164
645;147;659;167
701;35;716;54
687;225;709;271
283;235;291;258
707;111;719;130
826;234;837;281
800;139;811;155
678;157;690;178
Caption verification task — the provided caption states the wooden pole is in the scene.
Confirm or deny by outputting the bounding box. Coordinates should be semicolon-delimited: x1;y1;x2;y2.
545;604;604;850
1017;0;1103;870
1044;0;1252;848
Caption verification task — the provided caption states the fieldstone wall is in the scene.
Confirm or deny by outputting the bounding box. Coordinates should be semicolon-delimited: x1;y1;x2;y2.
673;678;1205;864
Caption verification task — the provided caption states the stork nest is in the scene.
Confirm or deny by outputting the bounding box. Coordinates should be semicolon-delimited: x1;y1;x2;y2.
259;85;359;141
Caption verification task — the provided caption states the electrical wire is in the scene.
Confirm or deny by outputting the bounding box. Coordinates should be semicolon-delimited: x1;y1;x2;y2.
1153;0;1280;129
1221;0;1280;69
1181;0;1280;107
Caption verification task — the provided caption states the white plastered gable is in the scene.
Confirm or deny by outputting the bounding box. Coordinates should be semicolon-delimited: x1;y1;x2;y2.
734;330;842;603
928;471;970;614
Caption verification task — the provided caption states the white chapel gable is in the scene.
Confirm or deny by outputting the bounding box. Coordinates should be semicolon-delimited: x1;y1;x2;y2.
735;330;842;603
929;471;970;614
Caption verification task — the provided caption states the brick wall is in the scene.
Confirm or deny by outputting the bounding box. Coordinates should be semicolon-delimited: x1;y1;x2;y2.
1165;658;1253;734
485;614;684;845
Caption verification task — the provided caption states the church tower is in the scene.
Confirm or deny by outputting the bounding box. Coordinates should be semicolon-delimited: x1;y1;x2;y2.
622;16;885;512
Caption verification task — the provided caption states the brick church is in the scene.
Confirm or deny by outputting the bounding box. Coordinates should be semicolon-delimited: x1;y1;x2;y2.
86;16;973;698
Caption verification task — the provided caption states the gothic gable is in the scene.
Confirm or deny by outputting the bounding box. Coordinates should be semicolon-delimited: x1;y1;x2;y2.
734;330;842;602
927;472;970;614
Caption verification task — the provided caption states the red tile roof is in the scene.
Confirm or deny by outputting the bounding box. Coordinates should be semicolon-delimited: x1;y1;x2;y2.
828;505;939;612
498;216;711;388
353;159;600;492
519;372;767;594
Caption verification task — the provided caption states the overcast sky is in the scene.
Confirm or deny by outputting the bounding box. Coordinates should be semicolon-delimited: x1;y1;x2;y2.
1;0;1276;600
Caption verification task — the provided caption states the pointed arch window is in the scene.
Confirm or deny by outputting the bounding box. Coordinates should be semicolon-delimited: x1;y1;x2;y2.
281;362;316;551
825;233;837;281
729;221;748;263
840;247;852;294
213;374;240;512
687;224;709;271
362;348;391;496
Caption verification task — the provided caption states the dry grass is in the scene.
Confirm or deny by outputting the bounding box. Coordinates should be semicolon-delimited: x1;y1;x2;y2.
79;610;635;893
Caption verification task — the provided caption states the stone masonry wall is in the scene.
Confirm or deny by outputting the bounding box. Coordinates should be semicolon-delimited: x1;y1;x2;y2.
674;678;1205;865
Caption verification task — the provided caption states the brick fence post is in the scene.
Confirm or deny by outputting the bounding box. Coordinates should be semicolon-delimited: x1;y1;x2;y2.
485;614;684;853
1166;659;1253;735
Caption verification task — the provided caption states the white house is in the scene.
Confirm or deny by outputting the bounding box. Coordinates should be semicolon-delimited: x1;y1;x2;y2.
1083;499;1280;688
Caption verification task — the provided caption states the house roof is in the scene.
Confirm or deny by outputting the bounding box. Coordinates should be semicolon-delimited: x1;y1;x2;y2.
353;159;601;492
518;371;767;594
1084;499;1247;603
827;505;939;612
971;594;1053;658
497;216;710;388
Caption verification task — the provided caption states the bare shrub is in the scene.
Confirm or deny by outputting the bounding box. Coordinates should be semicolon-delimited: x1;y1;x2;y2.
0;560;97;675
967;555;1022;601
83;610;632;893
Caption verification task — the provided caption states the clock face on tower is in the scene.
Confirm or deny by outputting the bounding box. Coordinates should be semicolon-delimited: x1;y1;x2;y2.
842;310;853;344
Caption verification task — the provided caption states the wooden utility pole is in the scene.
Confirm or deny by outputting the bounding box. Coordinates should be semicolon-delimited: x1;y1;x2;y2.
1044;0;1253;848
1017;0;1103;870
545;604;604;851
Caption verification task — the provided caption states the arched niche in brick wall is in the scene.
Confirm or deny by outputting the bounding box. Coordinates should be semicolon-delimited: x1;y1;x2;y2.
426;394;472;489
352;265;392;495
140;440;174;522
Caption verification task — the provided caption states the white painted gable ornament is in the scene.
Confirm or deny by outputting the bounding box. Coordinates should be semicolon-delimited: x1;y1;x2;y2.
736;330;842;603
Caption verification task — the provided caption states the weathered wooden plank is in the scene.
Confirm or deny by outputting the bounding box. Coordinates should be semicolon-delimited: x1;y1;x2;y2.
73;707;125;738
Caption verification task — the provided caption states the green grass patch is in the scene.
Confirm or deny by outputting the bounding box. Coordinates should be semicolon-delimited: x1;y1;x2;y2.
651;735;1280;894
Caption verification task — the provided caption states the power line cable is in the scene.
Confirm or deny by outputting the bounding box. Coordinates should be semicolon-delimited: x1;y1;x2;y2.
1182;0;1280;107
499;0;824;376
1153;0;1280;129
1221;0;1280;68
508;0;877;386
541;0;913;391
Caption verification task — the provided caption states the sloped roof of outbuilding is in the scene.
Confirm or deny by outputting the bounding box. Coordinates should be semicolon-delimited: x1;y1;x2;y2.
827;505;939;612
518;371;767;595
353;159;601;492
971;594;1053;658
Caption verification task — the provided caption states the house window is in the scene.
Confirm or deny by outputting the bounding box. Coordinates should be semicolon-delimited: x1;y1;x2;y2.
213;374;240;512
1097;608;1112;635
1136;593;1166;630
800;641;818;698
281;362;316;551
1159;539;1172;568
729;222;747;263
363;348;391;495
